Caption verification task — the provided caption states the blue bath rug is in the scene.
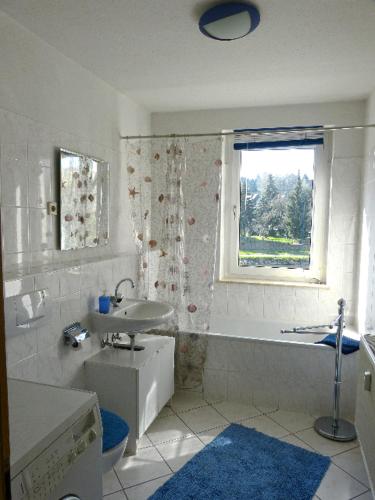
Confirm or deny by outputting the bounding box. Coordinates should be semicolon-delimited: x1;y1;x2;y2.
149;423;330;500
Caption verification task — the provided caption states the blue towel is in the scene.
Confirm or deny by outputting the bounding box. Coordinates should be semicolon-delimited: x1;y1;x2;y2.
315;334;359;354
100;407;129;453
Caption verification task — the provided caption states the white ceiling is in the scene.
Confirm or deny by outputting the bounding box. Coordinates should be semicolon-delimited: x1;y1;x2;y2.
1;0;375;112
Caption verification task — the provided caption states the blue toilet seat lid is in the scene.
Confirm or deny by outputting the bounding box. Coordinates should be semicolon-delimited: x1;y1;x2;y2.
100;408;129;453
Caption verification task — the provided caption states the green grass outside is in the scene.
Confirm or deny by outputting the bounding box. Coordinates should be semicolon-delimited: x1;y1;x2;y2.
249;235;301;244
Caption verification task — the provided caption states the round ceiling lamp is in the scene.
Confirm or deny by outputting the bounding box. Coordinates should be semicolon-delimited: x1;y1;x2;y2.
199;2;260;41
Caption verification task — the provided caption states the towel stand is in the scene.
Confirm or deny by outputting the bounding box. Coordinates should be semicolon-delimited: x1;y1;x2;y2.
281;298;357;441
314;299;357;442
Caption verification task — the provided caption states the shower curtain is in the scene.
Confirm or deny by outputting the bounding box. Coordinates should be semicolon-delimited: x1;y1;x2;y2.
126;137;223;388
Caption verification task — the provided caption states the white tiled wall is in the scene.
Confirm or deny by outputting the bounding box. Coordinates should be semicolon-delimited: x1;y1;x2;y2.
358;88;375;330
5;254;138;388
0;108;136;276
0;12;151;386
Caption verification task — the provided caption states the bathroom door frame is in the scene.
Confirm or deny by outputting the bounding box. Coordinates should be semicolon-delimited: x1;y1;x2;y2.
0;213;10;498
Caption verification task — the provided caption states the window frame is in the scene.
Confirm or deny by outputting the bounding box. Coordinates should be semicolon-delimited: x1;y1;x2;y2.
219;132;332;285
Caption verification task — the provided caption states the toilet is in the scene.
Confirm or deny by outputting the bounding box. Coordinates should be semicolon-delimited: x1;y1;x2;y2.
100;407;129;473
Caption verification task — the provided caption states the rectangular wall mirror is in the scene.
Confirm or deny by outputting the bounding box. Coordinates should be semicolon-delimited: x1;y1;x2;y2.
59;148;109;250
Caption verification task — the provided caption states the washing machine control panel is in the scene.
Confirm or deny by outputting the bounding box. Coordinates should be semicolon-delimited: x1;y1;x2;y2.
11;405;101;500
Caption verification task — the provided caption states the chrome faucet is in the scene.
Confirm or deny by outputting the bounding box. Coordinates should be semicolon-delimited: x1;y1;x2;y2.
110;278;135;307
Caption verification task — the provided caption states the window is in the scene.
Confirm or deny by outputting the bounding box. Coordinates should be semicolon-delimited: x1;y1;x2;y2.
220;130;331;285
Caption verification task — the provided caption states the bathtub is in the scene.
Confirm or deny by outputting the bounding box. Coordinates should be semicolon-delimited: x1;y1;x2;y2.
203;316;359;418
209;316;360;344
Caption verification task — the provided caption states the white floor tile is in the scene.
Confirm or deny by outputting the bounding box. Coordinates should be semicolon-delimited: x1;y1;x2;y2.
114;446;171;488
159;405;174;418
146;415;193;445
138;433;153;449
211;401;261;422
241;415;290;438
256;405;279;414
332;447;370;488
156;436;204;472
196;425;229;445
316;464;368;500
103;491;126;500
280;434;315;452
178;405;228;433
125;474;172;500
171;390;208;412
269;409;315;433
350;491;374;500
102;469;122;496
295;428;358;457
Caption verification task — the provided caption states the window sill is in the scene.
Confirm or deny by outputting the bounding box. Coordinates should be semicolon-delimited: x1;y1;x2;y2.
218;276;329;289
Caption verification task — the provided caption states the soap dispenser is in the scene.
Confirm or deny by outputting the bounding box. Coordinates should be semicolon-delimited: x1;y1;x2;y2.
99;291;111;314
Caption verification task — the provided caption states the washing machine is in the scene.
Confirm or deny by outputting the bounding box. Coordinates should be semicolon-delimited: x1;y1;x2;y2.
8;379;103;500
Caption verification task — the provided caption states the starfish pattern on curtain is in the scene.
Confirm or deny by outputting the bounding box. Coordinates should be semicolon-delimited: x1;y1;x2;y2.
126;137;222;388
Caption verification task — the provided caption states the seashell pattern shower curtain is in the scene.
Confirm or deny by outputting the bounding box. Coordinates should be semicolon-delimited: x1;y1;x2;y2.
126;137;223;388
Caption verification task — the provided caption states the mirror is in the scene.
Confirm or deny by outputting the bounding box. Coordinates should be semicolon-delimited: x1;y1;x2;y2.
59;148;109;250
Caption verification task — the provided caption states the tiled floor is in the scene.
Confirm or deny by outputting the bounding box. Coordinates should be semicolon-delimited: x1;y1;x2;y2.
103;391;373;500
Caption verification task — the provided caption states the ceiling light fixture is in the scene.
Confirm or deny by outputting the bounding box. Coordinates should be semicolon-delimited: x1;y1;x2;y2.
199;2;260;41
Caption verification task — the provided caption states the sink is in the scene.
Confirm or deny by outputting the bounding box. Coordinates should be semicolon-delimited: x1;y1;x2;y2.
91;299;174;334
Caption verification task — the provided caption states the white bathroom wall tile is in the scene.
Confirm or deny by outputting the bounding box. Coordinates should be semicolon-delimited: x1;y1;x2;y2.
96;260;114;294
4;276;34;298
7;354;39;382
263;293;280;320
59;292;81;332
211;282;228;315
227;371;252;404
6;329;38;367
294;288;319;322
28;165;52;209
205;337;228;370
37;344;64;386
80;288;98;321
2;206;29;254
247;288;264;318
35;271;60;298
227;284;249;316
29;208;54;252
0;143;28;207
36;300;61;352
226;340;253;371
60;267;81;296
203;368;227;402
80;262;99;290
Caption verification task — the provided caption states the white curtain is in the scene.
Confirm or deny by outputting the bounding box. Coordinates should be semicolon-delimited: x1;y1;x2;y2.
126;137;223;388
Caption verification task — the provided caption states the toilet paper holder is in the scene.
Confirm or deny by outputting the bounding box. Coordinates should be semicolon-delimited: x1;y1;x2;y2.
63;322;90;348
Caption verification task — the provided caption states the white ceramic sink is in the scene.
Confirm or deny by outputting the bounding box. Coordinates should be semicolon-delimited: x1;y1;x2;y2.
91;299;174;333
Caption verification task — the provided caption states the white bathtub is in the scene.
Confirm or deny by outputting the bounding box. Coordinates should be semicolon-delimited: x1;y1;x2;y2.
203;316;359;418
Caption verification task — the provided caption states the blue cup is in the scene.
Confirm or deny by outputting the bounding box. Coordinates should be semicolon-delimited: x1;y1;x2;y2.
99;295;111;314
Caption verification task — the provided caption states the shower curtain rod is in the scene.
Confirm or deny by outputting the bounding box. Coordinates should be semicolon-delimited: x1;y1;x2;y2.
121;123;375;140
